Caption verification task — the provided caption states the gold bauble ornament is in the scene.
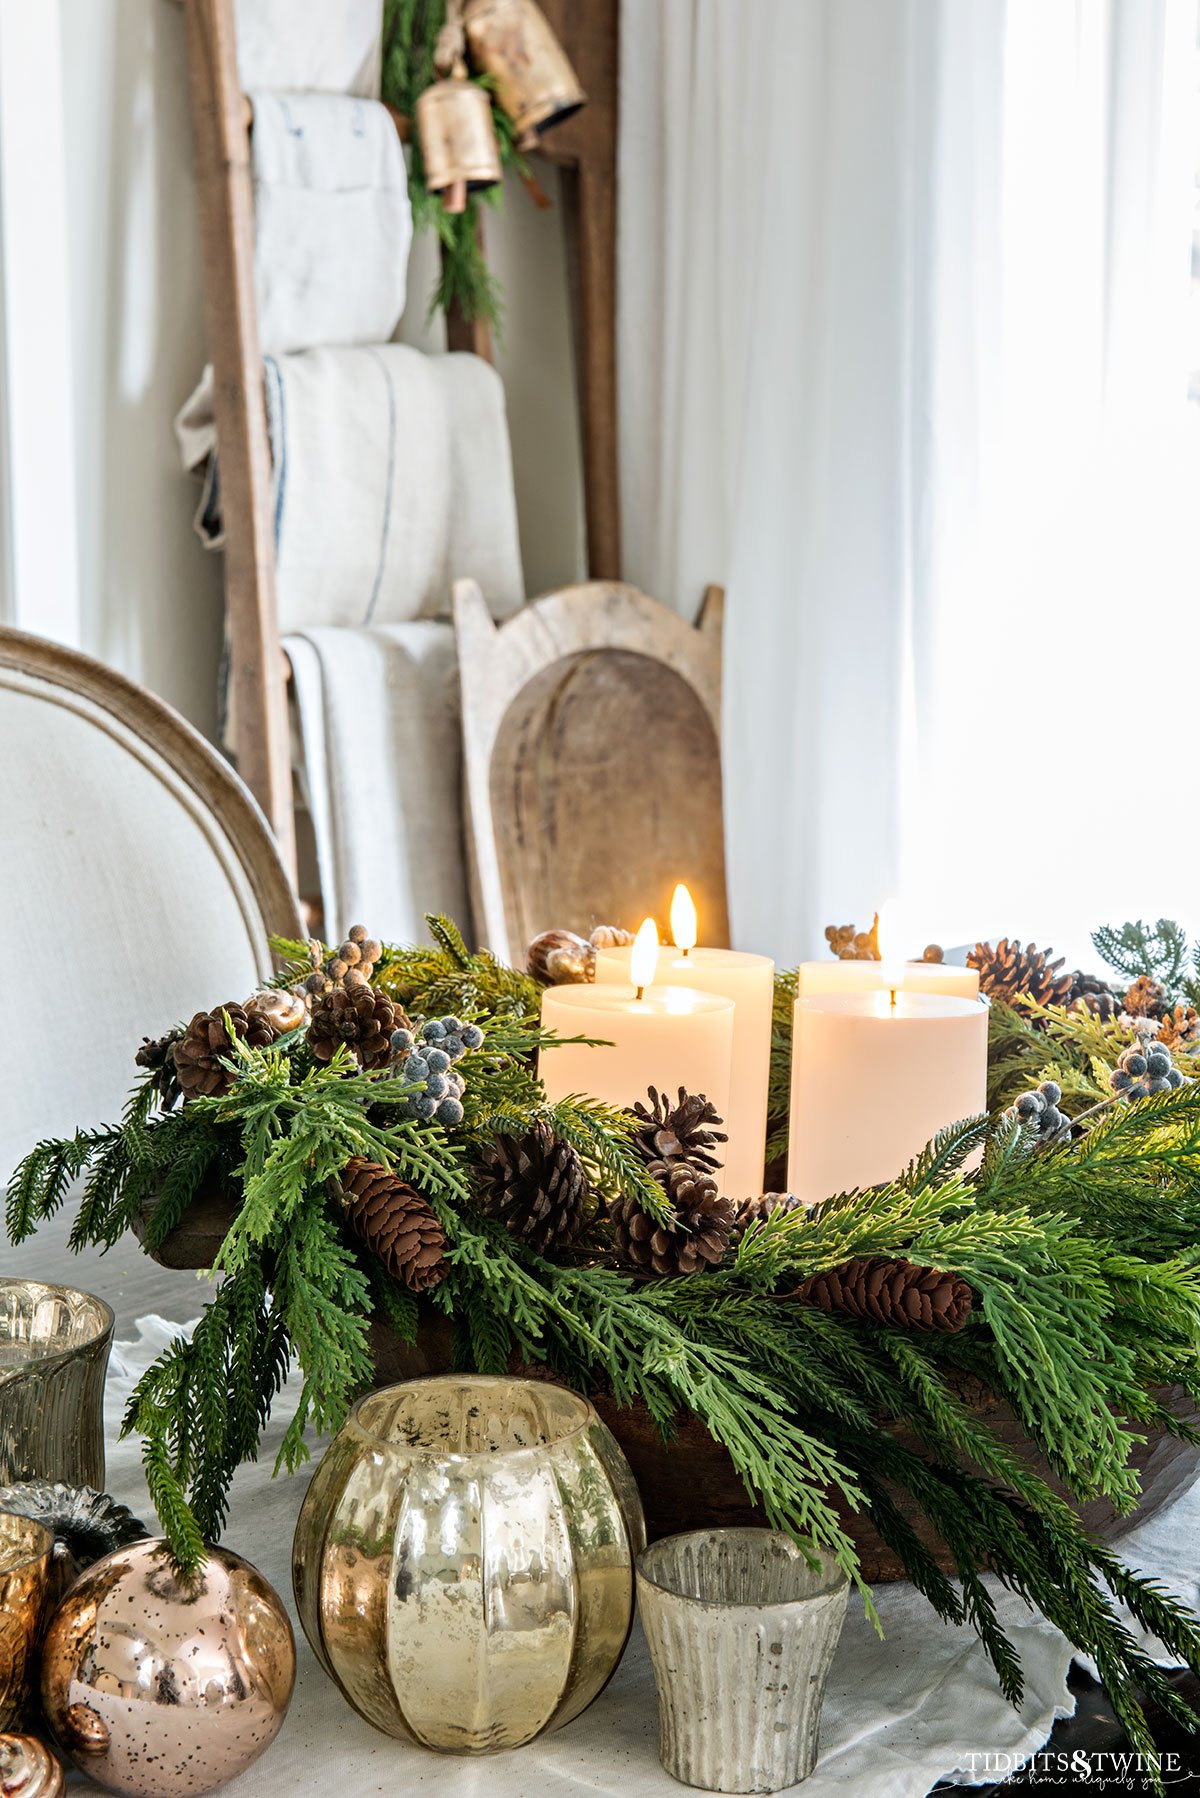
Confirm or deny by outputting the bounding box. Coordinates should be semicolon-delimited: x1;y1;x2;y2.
0;1735;65;1798
40;1539;295;1798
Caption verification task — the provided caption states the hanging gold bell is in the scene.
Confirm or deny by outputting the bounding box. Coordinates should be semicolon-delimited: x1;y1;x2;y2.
415;60;503;214
464;0;586;149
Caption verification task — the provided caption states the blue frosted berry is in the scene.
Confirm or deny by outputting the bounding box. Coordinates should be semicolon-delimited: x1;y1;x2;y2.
425;1047;451;1073
443;1036;464;1061
422;1020;447;1042
1038;1080;1062;1107
1146;1075;1171;1094
391;1027;414;1053
1169;1068;1185;1088
1111;1070;1133;1092
461;1024;484;1050
404;1054;429;1084
1146;1049;1171;1077
441;1017;463;1036
424;1073;448;1100
413;1095;437;1120
436;1097;464;1126
1124;1052;1148;1078
1015;1093;1042;1119
1041;1107;1065;1135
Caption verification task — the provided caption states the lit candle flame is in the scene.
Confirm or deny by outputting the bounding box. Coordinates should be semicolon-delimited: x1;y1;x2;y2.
630;917;660;1000
877;899;905;1004
670;883;698;954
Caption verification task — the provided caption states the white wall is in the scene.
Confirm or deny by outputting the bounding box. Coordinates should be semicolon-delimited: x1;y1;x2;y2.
49;3;583;744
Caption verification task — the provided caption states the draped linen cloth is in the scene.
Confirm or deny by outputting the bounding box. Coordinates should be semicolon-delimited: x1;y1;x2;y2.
174;347;524;629
248;91;412;354
233;0;383;98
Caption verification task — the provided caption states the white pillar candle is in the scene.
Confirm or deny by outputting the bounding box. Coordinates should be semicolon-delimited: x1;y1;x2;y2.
787;990;988;1203
797;960;980;1001
540;984;735;1121
595;945;774;1200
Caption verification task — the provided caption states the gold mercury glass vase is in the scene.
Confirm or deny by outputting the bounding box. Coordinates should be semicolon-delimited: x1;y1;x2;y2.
292;1375;647;1752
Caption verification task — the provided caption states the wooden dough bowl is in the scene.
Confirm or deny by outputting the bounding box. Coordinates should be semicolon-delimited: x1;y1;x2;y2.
144;1190;1200;1583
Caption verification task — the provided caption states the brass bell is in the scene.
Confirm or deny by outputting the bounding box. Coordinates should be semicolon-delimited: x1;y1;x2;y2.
415;59;502;214
464;0;586;149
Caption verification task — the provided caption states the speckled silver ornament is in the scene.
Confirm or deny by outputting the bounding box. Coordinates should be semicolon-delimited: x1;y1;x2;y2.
40;1538;295;1797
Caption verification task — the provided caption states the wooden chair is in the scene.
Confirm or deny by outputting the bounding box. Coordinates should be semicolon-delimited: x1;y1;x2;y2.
0;629;302;1180
454;579;729;964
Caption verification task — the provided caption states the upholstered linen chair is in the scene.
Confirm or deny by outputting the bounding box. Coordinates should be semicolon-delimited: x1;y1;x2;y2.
0;629;302;1182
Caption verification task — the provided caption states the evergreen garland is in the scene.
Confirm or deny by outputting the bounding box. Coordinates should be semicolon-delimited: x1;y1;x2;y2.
10;912;1200;1783
380;0;526;332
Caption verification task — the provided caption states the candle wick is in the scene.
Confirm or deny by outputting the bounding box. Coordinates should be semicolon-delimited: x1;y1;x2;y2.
635;985;645;1003
680;946;690;958
889;987;898;1009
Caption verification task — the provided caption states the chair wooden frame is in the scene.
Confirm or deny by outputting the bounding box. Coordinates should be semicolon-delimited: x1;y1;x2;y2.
454;578;728;963
0;627;303;950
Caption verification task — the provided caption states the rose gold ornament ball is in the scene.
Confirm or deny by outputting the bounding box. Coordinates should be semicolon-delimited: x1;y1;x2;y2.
40;1538;295;1797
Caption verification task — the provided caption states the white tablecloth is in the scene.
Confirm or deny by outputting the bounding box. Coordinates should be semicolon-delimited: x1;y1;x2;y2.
77;1318;1200;1797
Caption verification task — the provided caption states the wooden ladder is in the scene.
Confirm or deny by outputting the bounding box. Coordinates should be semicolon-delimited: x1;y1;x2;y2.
180;0;621;879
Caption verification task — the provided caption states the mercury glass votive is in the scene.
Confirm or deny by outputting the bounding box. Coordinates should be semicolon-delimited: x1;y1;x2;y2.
0;1282;114;1489
0;1513;55;1730
292;1375;646;1752
637;1529;849;1793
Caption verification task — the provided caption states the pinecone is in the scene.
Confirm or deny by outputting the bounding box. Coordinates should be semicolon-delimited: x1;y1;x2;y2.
628;1086;728;1172
729;1192;807;1245
1122;975;1169;1020
477;1123;594;1253
824;919;880;961
309;981;397;1068
1157;1004;1200;1052
1069;970;1119;1022
135;1027;184;1105
792;1257;973;1332
341;1157;447;1291
966;939;1073;1009
173;1002;277;1101
609;1160;735;1276
590;924;635;949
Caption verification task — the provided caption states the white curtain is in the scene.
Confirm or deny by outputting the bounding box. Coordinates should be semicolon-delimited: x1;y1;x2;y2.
619;0;1200;968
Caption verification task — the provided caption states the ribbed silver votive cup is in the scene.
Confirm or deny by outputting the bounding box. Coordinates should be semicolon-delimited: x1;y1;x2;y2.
0;1282;114;1489
637;1528;849;1793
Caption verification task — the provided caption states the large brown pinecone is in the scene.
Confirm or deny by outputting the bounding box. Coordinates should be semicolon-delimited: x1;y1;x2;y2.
791;1256;972;1332
1157;1004;1200;1051
308;981;397;1068
477;1124;594;1253
729;1192;808;1246
1122;975;1169;1021
628;1086;728;1172
341;1157;447;1291
967;939;1073;1010
609;1159;735;1277
173;1002;277;1101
